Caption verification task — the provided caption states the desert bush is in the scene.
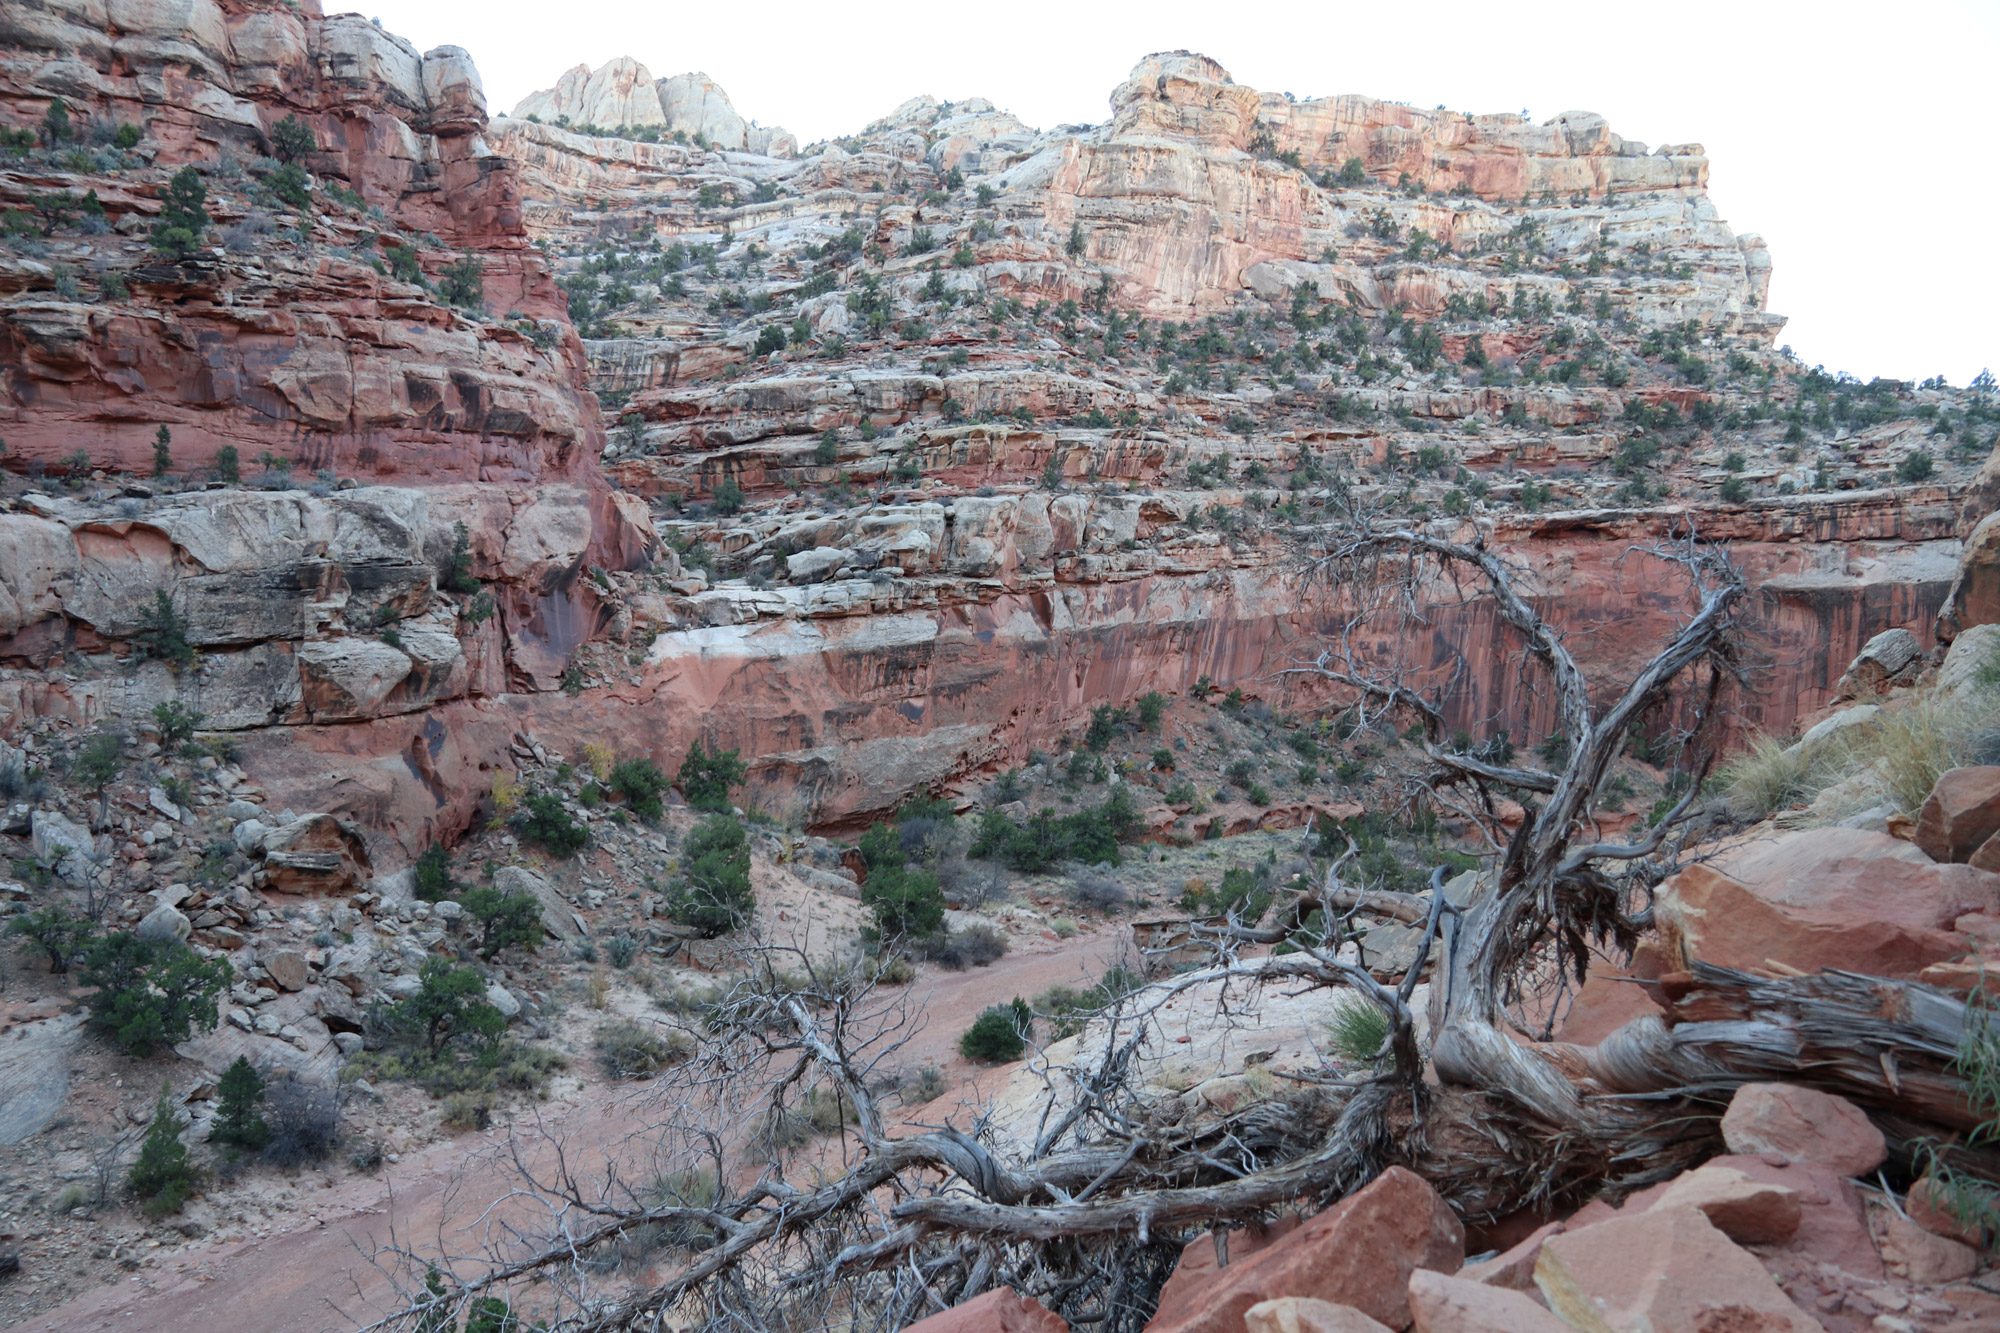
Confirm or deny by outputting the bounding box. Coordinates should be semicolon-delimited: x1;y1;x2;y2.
959;998;1033;1063
516;793;587;855
664;814;754;936
927;923;1007;970
1719;731;1819;819
413;844;456;901
900;1062;947;1104
461;886;542;959
79;932;231;1056
863;864;947;942
594;1019;692;1078
609;757;669;821
604;932;640;969
261;1075;340;1167
6;904;93;973
1068;873;1129;913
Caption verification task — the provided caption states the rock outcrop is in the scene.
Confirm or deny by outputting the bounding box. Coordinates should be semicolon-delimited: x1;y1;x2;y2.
510;58;794;156
0;0;608;488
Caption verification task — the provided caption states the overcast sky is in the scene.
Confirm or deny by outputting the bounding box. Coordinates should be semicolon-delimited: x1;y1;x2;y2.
366;0;1997;386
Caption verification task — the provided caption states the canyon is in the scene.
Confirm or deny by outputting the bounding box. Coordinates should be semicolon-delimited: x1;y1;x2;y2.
2;9;1998;1333
0;27;1982;855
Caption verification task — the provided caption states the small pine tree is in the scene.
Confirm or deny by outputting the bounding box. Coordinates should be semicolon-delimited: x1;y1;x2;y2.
40;97;70;148
460;886;544;959
129;1085;201;1216
1066;221;1086;259
413;844;456;901
271;114;316;163
152;165;209;258
152;423;172;477
676;740;747;811
213;443;240;484
213;1056;269;1151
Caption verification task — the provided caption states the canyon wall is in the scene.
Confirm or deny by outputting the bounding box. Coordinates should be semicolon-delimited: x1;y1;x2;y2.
1;34;1986;865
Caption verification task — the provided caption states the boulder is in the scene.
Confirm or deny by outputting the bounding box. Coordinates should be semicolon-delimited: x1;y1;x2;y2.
135;903;192;944
1935;623;2000;706
894;1287;1066;1333
1407;1271;1572;1333
786;546;850;583
1834;626;1922;698
264;949;310;992
1652;1164;1801;1244
1915;766;2000;862
29;808;95;881
259;814;371;895
1534;1207;1822;1333
1655;828;2000;979
1145;1167;1463;1333
1244;1298;1392;1333
1868;1203;1979;1285
1719;1083;1886;1177
1459;1221;1564;1291
494;865;584;941
1905;1174;1988;1248
1688;1154;1882;1281
1936;510;2000;644
484;981;522;1019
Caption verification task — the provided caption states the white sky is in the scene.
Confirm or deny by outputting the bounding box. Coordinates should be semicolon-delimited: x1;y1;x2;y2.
364;0;1998;385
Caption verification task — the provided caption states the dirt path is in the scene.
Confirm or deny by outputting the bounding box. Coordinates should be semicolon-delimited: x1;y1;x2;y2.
19;928;1125;1333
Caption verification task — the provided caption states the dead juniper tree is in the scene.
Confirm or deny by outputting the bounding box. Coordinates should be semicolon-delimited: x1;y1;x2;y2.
355;513;1994;1333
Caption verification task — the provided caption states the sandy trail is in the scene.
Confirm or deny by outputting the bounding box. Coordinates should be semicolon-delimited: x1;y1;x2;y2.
20;931;1124;1333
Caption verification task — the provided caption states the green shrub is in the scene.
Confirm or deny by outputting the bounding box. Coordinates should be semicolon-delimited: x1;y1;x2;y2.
129;1085;201;1217
151;700;204;746
6;904;93;973
441;520;480;594
1182;865;1274;922
609;757;669;821
213;444;240;484
213;1056;269;1151
413;844;456;901
392;957;507;1057
438;253;484;310
677;740;747;811
1086;704;1129;752
271;114;315;162
269;162;311;210
1136;691;1167;731
79;932;231;1056
968;789;1136;873
863;864;946;941
151;165;209;257
959;998;1033;1063
133;590;196;671
665;814;753;936
460;885;543;959
516;792;587;855
1897;450;1936;484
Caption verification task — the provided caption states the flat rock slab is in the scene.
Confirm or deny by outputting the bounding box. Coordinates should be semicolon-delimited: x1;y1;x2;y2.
0;1012;86;1145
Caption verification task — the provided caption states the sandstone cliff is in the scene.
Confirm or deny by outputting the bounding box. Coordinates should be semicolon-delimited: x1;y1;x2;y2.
3;36;1993;859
